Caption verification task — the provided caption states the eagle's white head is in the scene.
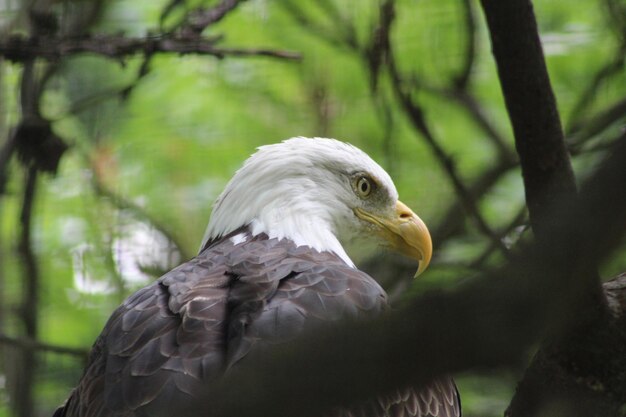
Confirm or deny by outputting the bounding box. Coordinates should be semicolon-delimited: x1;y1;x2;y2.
202;137;431;275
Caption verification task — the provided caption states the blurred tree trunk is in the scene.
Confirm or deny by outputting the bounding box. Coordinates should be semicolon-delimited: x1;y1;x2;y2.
479;0;626;415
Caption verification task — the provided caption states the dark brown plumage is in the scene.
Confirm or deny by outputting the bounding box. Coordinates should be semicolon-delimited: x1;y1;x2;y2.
55;228;459;417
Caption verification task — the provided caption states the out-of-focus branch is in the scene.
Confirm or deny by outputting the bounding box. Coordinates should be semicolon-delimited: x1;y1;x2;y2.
0;134;18;193
392;90;517;249
416;79;515;160
365;0;505;198
566;56;625;132
565;0;625;130
11;30;46;412
0;332;88;359
89;167;191;261
442;88;513;160
53;87;129;121
279;0;357;50
568;97;626;151
394;0;512;160
572;128;626;157
181;0;244;36
0;34;301;62
15;165;38;417
18;167;38;335
470;205;528;269
453;0;477;90
432;142;517;246
381;2;509;257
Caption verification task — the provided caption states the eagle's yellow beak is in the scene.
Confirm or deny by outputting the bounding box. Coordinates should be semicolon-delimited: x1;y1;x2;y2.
355;200;432;277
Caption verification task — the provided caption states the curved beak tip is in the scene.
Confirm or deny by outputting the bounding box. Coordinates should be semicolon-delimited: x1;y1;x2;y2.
395;201;432;278
412;240;432;279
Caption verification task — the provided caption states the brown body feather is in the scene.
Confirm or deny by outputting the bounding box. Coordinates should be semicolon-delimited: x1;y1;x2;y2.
55;228;459;417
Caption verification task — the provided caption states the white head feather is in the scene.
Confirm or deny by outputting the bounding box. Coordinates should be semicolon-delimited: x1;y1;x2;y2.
201;137;399;266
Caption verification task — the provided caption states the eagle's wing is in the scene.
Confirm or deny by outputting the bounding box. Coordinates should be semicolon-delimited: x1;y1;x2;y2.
56;253;232;417
55;231;394;417
331;379;460;417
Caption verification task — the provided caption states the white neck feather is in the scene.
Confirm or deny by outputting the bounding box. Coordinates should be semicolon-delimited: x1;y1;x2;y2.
202;175;355;266
249;198;354;267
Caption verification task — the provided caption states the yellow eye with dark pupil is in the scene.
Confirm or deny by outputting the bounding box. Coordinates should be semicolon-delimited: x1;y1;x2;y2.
357;177;372;197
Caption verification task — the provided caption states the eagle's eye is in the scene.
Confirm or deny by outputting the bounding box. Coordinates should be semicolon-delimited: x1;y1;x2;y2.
356;176;373;198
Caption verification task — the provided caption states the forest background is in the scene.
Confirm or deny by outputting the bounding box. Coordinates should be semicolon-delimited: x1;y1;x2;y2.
0;0;625;416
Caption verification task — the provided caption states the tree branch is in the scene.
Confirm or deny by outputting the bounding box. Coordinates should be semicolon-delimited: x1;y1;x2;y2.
446;89;513;160
479;0;578;241
565;0;625;133
0;34;301;62
388;50;510;257
453;0;477;90
568;97;626;151
565;55;625;132
279;0;356;50
0;332;88;359
181;0;244;36
0;133;18;194
376;0;509;257
469;205;528;269
89;166;191;261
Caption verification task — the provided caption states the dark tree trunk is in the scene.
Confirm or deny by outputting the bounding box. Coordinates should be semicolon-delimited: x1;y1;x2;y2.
479;0;626;415
479;0;577;238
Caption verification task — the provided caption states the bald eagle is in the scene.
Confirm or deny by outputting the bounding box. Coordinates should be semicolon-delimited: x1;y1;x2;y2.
55;137;460;417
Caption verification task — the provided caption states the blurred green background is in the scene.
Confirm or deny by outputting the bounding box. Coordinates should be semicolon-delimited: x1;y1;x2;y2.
0;0;624;416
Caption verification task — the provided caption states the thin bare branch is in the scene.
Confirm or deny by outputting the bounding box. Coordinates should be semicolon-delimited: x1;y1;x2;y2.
0;332;88;358
0;34;301;62
89;169;191;261
385;34;510;257
417;82;515;161
316;0;359;49
568;97;626;151
470;205;528;269
431;157;517;245
0;133;18;194
450;90;513;159
279;0;354;50
182;0;244;36
453;0;477;90
565;0;626;131
566;56;625;132
53;87;128;120
354;0;509;257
